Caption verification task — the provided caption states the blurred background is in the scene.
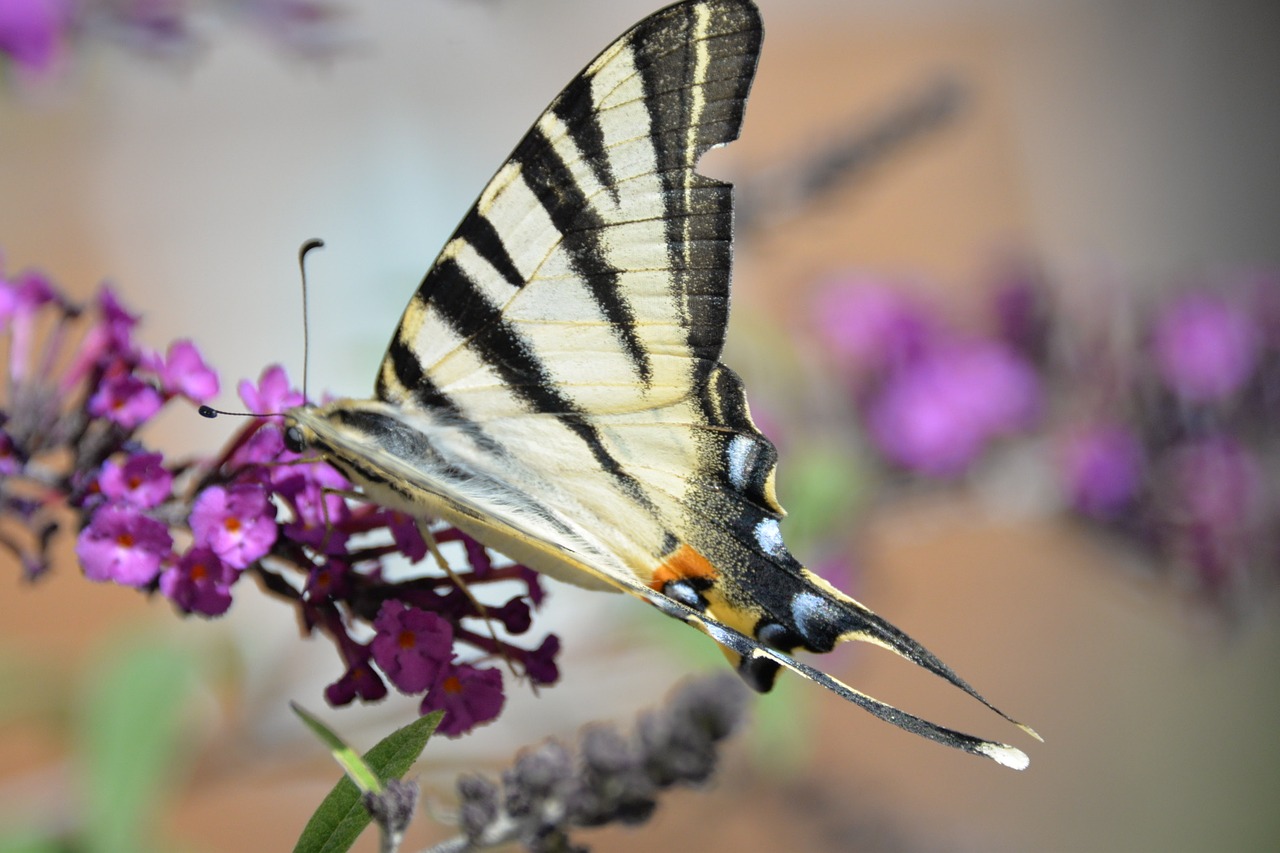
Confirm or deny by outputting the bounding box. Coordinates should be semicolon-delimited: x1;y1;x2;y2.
3;0;1280;850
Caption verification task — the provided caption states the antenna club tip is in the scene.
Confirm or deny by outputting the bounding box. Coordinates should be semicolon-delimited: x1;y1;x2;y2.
198;405;218;419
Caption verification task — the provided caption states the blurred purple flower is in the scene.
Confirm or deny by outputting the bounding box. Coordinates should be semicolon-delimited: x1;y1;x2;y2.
421;663;505;737
86;372;163;429
867;341;1040;477
371;601;455;694
63;287;140;389
189;483;278;568
386;512;429;562
1057;424;1144;519
0;0;69;73
991;262;1050;362
159;547;239;616
239;364;305;414
1152;293;1260;403
1159;436;1266;588
1;270;58;380
812;278;937;373
147;339;219;403
0;430;22;476
305;559;353;602
76;503;173;586
98;452;173;509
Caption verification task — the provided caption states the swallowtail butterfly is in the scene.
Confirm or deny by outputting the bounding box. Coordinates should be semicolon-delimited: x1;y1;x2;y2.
283;0;1036;768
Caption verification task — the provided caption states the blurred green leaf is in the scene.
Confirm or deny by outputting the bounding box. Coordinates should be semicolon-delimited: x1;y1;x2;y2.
77;640;198;853
292;710;442;853
0;829;64;853
776;442;866;554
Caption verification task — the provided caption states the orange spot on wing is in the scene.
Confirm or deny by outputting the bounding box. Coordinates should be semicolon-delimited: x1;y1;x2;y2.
649;543;718;591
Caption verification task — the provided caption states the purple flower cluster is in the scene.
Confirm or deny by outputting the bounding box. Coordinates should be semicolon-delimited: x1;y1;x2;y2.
1053;277;1280;602
814;275;1041;477
0;258;559;736
0;0;346;78
812;264;1280;611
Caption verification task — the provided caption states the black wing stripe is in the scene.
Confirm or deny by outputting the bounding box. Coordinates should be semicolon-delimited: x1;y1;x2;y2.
457;208;525;291
425;256;653;504
552;71;619;206
512;124;653;387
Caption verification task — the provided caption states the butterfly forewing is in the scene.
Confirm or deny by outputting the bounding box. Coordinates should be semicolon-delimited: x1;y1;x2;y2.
377;0;761;420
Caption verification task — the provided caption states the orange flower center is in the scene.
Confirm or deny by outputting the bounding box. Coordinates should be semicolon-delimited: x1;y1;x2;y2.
223;517;242;534
115;532;135;548
443;675;463;694
397;630;417;649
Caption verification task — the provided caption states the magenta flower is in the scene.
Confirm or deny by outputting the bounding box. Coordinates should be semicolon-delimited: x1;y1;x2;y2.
0;0;69;74
2;270;58;380
98;453;172;509
522;635;561;686
277;470;352;553
239;364;305;414
326;649;390;706
867;341;1040;476
229;421;291;468
371;601;454;694
189;483;278;568
1057;424;1144;519
87;373;163;429
1152;293;1260;403
63;286;140;389
2;252;559;737
147;339;219;403
305;560;353;602
421;664;505;737
159;547;239;616
76;504;173;586
386;512;429;562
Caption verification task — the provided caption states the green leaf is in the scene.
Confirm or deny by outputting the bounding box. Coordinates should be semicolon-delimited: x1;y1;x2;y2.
77;641;197;853
291;710;443;853
291;703;383;795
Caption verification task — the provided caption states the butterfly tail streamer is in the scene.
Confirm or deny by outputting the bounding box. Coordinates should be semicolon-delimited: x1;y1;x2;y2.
643;586;1033;770
805;572;1042;743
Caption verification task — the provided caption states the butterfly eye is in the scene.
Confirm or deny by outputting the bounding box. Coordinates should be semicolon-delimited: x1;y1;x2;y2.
283;425;308;454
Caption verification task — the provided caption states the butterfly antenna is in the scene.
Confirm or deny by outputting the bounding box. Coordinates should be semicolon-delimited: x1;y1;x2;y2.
298;238;325;403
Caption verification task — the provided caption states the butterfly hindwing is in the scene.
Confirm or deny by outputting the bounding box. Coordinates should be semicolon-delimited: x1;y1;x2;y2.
286;0;1035;768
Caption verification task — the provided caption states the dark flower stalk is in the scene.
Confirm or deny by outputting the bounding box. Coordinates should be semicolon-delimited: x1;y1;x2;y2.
0;256;559;736
429;674;751;853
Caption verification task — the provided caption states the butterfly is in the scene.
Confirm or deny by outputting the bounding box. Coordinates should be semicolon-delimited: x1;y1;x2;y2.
283;0;1037;768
